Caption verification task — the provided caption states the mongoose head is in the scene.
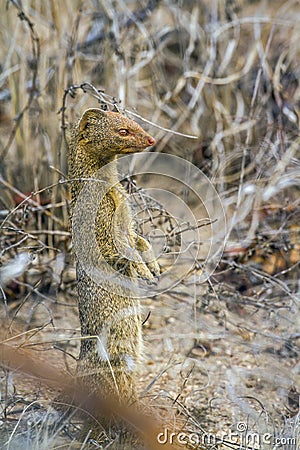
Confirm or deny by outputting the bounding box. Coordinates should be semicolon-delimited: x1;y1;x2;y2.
76;108;155;160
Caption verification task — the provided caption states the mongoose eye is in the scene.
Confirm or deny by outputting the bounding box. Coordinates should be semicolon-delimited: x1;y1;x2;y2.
119;129;130;136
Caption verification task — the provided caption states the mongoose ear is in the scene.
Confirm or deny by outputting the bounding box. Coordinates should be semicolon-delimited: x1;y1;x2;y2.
79;108;107;131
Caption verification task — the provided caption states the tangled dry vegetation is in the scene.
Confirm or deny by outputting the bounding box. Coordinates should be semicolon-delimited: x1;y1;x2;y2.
0;0;299;448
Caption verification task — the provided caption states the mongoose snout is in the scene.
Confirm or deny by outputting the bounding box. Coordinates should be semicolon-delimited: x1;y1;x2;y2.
147;136;155;146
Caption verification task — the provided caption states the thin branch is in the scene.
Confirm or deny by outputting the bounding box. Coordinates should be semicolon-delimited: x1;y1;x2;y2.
0;0;40;165
59;82;199;140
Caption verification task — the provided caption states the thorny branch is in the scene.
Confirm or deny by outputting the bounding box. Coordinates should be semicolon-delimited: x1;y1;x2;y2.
59;82;199;142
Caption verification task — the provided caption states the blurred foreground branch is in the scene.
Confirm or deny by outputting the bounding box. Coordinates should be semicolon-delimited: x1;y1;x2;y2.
0;341;177;449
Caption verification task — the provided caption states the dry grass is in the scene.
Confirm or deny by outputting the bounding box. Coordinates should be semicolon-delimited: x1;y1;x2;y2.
0;0;299;448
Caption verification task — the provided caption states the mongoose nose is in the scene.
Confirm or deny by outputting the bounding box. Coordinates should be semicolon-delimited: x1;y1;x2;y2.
147;136;155;146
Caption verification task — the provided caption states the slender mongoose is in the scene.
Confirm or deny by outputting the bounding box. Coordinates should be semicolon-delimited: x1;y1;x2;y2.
67;108;160;412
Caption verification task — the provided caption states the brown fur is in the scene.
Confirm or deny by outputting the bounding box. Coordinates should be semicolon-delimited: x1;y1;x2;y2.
67;108;160;409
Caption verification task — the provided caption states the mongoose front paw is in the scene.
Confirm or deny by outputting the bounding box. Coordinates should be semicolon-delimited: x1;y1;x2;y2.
132;262;152;280
135;235;160;278
131;260;156;283
146;259;160;278
132;262;160;286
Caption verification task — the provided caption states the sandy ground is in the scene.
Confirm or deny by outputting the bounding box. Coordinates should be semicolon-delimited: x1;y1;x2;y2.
0;254;299;449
